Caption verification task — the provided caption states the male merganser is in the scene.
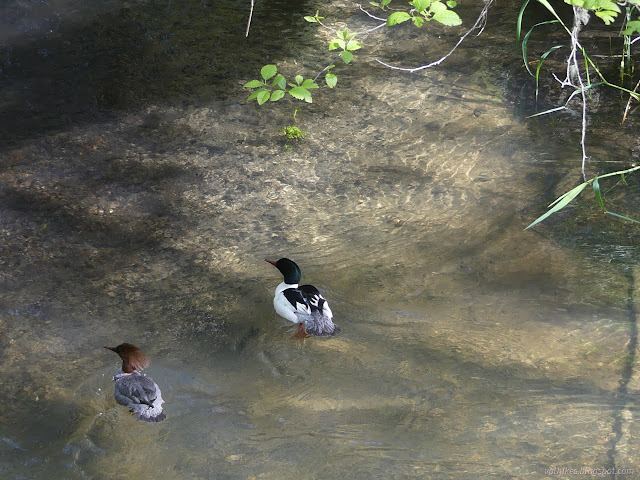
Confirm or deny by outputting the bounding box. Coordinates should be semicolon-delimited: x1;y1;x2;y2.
266;258;340;338
104;343;166;422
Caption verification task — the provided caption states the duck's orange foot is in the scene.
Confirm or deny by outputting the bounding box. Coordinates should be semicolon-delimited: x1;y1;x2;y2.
291;322;310;340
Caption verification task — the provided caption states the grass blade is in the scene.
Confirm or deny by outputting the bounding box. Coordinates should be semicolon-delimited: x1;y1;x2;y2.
596;165;640;180
548;181;588;208
536;0;572;35
516;0;531;45
525;182;588;230
535;45;564;98
605;211;640;224
592;177;606;211
522;21;560;77
527;106;566;117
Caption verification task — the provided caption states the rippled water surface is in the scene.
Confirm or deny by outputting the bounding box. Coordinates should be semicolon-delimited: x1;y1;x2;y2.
1;0;639;479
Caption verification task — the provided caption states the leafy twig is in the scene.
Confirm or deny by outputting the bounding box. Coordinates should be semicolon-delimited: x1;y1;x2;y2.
525;166;640;230
375;0;494;72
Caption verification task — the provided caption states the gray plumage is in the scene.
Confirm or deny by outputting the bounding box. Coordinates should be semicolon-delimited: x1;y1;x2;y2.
304;310;341;336
298;284;340;336
105;343;166;422
113;370;166;422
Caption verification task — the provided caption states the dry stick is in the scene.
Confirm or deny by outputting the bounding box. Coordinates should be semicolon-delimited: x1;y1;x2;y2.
375;0;495;72
562;7;590;181
246;0;254;37
622;79;640;125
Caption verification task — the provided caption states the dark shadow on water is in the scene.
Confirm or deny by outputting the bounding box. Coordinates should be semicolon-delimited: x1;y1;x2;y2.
605;265;638;474
0;0;314;149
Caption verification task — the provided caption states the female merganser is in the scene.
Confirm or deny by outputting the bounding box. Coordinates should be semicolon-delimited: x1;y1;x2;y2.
266;258;340;338
104;343;166;422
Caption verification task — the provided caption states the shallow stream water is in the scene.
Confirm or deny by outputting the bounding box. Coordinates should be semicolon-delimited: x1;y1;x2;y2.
1;1;639;479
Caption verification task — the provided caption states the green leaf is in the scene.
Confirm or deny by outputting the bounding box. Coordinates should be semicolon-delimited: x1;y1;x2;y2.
326;73;337;88
289;86;313;103
592;177;606;211
329;39;346;50
535;45;564;98
595;10;616;24
537;0;570;33
304;10;323;22
382;0;392;5
547;182;588;208
256;90;270;105
429;1;447;13
516;0;532;44
247;89;265;101
340;50;354;63
301;78;319;89
339;28;356;40
446;0;457;7
622;20;640;35
412;16;425;27
597;0;620;13
596;165;640;180
369;1;381;6
387;12;412;25
521;20;560;77
411;0;431;13
260;64;277;81
270;89;285;101
432;9;462;26
273;74;286;89
605;211;640;224
524;166;640;229
244;79;264;88
295;74;304;85
527;106;567;117
524;182;588;230
347;39;362;51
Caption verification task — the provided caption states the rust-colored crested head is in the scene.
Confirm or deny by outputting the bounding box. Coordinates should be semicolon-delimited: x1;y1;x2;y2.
104;343;150;373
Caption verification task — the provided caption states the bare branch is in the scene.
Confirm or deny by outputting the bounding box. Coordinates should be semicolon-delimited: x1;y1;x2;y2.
246;0;254;37
375;0;495;73
358;4;386;22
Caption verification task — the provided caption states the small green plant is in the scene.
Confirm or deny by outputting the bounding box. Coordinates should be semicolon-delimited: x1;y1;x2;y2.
305;12;363;65
622;17;640;35
245;2;463;108
387;0;461;27
328;28;362;64
517;0;640;102
244;65;319;105
567;0;621;25
280;125;307;141
369;0;392;10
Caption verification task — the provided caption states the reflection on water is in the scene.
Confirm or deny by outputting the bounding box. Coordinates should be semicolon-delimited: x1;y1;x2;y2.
1;0;639;479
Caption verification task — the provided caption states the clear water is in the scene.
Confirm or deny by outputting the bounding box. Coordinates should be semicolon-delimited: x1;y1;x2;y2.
1;1;638;479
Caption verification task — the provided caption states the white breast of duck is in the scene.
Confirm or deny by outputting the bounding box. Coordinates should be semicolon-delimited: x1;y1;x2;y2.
273;281;340;336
